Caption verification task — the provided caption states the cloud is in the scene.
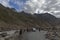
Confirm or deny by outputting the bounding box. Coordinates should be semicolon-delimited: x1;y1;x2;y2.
0;0;25;11
22;0;60;17
23;0;60;13
0;0;12;8
0;0;60;17
0;0;60;13
9;0;24;11
23;0;46;13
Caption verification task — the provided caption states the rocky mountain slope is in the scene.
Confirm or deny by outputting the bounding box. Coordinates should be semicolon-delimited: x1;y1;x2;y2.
0;4;60;31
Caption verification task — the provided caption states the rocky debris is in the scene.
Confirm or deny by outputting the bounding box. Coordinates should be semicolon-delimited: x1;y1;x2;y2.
45;29;60;40
0;28;60;40
0;32;7;37
0;30;21;40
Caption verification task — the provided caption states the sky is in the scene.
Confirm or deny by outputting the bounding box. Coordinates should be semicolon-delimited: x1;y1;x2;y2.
0;0;60;17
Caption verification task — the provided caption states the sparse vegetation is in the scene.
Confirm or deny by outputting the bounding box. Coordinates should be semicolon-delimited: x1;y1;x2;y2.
0;4;60;31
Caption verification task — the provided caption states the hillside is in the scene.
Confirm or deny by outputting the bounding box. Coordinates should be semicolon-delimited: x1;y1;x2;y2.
0;4;60;31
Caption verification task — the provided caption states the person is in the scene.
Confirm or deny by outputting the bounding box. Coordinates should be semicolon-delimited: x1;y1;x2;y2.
19;29;22;35
27;28;29;32
23;29;25;32
39;28;40;31
52;27;57;31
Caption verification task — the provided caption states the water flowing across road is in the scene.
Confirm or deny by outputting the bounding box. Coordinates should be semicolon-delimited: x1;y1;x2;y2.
0;30;49;40
22;30;49;40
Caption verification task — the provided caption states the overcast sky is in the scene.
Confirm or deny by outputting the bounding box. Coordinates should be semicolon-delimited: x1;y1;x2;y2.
0;0;60;17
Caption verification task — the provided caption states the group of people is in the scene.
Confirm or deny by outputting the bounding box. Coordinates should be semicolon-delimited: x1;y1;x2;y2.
19;28;41;35
19;27;58;35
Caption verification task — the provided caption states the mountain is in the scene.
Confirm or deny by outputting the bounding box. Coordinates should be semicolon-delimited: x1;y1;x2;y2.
0;4;60;31
34;13;57;26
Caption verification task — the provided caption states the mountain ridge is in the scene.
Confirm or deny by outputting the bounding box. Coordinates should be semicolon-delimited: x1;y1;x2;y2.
0;4;60;31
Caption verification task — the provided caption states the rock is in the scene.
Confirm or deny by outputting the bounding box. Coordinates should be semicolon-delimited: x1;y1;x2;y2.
0;32;7;37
